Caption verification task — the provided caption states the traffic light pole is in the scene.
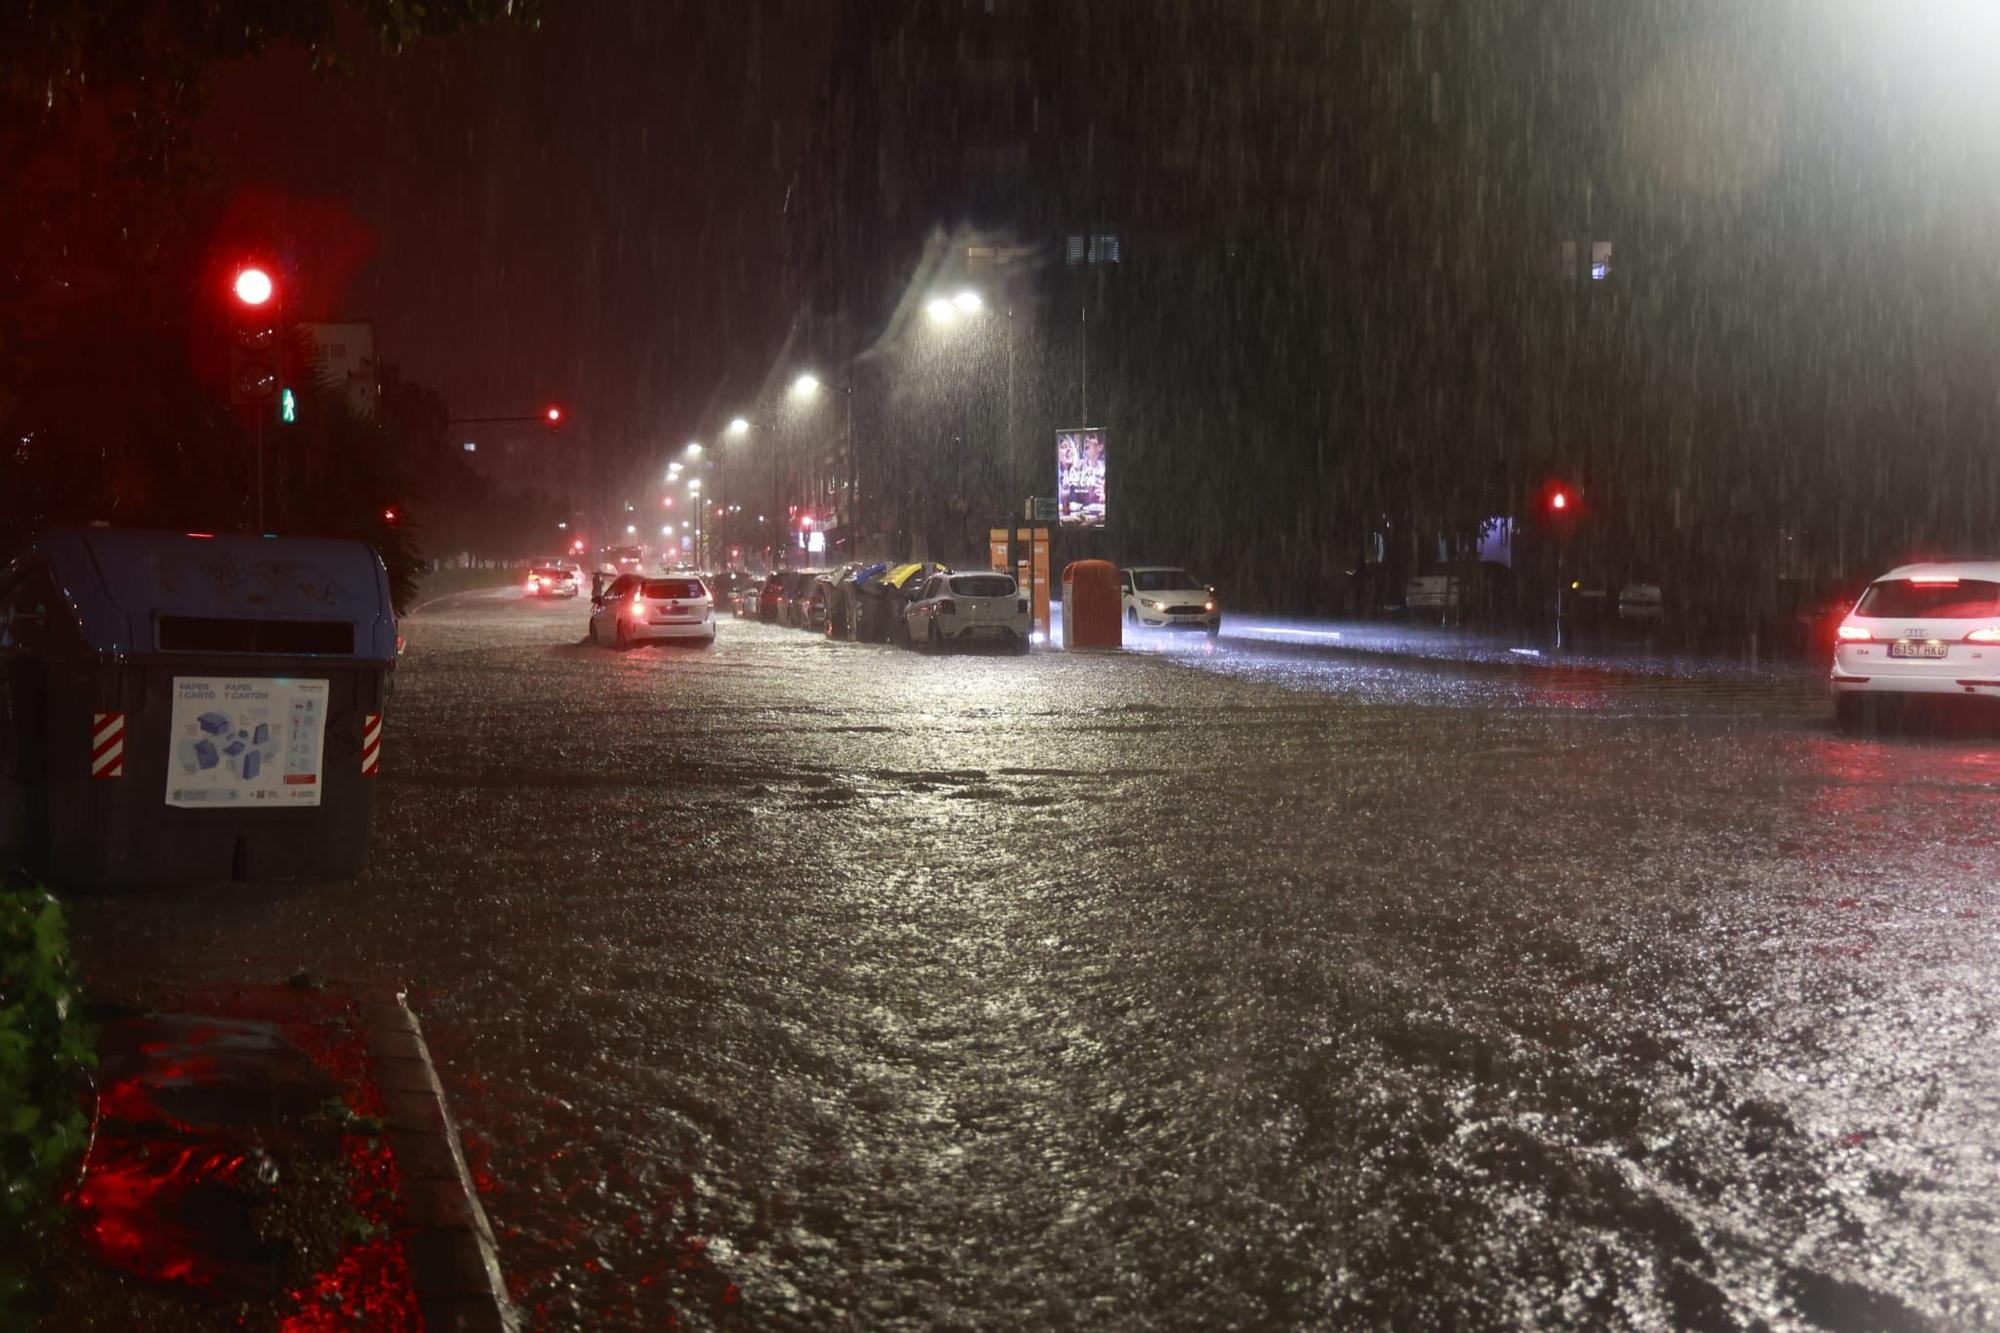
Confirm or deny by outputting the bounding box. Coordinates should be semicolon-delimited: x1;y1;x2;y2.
254;415;267;533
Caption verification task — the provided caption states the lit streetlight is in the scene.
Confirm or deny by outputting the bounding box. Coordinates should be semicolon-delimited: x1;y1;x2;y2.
727;417;750;437
684;441;704;459
791;372;821;399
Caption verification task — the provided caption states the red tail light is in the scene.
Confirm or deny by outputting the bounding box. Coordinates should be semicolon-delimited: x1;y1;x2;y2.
938;600;957;616
630;595;645;614
1966;627;2000;643
524;578;539;593
1837;625;1870;642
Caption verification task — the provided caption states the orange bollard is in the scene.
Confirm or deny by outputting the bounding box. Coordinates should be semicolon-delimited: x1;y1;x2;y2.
1061;559;1123;649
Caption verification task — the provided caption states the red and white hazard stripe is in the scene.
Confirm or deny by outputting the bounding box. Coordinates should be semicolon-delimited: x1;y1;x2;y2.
91;712;125;779
361;713;382;777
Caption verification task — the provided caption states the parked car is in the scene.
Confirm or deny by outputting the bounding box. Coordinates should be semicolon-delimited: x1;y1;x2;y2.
904;570;1031;653
756;572;786;622
1832;560;2000;726
781;569;827;627
523;564;580;599
1121;566;1220;634
588;573;716;648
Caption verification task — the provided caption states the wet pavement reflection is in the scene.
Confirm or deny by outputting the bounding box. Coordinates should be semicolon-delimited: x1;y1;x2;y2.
65;589;2000;1329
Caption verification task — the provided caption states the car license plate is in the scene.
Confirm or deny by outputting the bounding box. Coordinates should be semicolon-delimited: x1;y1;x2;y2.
1889;641;1947;659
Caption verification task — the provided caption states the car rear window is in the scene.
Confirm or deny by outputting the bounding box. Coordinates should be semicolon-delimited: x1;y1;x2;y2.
530;568;570;579
950;575;1016;598
643;579;705;599
1855;578;2000;620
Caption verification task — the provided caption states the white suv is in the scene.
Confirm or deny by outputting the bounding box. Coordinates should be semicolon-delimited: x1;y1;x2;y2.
1831;560;2000;724
904;571;1031;653
589;574;715;648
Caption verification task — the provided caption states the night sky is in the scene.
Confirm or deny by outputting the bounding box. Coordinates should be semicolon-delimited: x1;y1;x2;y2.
198;2;836;446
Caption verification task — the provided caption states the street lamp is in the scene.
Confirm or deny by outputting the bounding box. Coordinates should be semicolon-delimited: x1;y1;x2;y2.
684;441;703;459
953;288;983;314
727;417;750;438
791;372;821;399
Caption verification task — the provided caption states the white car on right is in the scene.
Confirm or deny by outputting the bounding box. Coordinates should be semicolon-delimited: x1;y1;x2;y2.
1831;560;2000;726
1121;566;1220;634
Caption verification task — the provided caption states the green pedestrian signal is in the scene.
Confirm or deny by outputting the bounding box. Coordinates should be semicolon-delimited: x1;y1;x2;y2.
279;387;297;424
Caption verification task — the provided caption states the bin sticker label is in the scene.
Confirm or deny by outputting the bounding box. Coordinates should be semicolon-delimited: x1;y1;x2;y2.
165;677;328;809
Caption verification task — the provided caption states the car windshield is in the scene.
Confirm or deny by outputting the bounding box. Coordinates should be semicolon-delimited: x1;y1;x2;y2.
950;575;1015;598
529;568;569;580
1855;578;2000;620
642;579;704;600
1132;570;1198;592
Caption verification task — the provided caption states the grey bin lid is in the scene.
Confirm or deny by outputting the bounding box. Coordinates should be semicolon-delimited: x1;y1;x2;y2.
25;527;397;662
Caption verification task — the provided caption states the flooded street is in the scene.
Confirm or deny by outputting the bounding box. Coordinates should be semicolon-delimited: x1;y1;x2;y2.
66;590;2000;1329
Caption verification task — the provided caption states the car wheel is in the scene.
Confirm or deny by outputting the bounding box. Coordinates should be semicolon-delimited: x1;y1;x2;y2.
1127;607;1139;626
1206;621;1221;639
1013;630;1031;656
928;621;945;655
616;618;632;651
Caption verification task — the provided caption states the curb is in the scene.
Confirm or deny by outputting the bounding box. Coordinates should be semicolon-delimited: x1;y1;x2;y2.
356;986;518;1332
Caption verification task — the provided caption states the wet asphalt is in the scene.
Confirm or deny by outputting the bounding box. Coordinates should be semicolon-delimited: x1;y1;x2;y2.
65;588;2000;1330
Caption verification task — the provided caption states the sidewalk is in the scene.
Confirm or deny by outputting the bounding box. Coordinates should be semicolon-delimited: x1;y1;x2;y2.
46;981;514;1331
1157;612;1820;690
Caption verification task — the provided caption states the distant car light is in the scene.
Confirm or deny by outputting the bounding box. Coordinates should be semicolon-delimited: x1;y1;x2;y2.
1909;577;1960;587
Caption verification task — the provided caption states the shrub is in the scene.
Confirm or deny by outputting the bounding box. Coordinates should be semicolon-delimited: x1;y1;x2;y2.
0;886;96;1318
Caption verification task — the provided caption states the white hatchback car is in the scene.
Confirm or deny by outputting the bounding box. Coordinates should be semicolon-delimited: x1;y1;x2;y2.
1121;566;1220;633
904;571;1031;653
589;573;715;648
1831;560;2000;723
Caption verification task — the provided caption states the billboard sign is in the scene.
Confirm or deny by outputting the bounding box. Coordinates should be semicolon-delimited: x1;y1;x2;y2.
1056;428;1106;527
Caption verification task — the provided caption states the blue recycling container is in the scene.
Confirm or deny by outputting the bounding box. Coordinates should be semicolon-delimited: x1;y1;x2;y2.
0;527;397;887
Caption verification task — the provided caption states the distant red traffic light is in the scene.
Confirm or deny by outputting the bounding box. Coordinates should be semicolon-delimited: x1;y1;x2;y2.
382;506;400;524
545;405;563;425
232;266;275;307
1550;491;1568;511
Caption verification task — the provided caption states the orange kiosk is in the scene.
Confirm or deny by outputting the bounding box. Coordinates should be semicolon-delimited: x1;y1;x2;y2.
1061;559;1122;649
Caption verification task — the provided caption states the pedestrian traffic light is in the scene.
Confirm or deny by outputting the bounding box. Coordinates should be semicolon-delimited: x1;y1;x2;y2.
279;386;297;424
227;265;282;410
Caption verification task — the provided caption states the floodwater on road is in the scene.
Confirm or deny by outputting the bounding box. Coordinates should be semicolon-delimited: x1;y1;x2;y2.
66;589;2000;1329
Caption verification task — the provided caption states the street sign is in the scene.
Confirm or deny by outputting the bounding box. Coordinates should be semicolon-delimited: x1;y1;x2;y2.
1028;496;1058;523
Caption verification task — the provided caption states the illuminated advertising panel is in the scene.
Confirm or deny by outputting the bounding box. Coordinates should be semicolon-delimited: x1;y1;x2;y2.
1056;428;1105;527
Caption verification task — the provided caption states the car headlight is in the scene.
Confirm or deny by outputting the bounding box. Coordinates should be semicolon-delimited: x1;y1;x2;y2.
1142;598;1162;609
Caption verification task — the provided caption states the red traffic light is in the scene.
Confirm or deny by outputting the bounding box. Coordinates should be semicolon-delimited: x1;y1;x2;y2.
1550;491;1568;512
232;266;275;307
800;514;815;529
545;405;563;425
382;506;400;524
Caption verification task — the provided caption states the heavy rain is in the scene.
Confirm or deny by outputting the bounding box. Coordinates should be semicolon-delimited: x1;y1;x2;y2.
4;3;2000;1330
